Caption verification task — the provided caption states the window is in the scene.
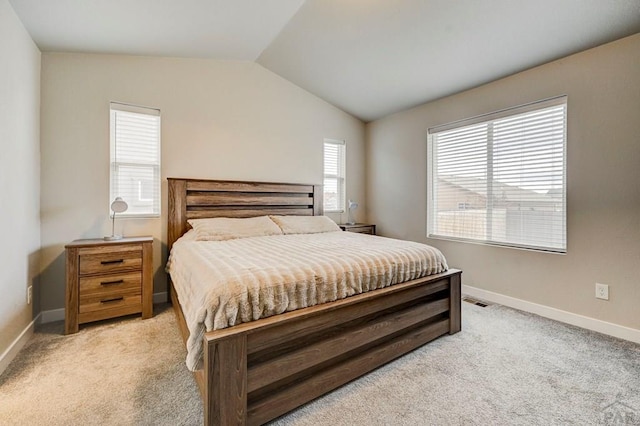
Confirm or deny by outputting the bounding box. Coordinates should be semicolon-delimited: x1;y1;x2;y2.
323;139;346;212
110;102;161;217
427;96;567;253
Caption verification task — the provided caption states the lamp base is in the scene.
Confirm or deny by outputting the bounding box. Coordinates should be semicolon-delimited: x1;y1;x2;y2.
347;210;356;226
104;235;123;241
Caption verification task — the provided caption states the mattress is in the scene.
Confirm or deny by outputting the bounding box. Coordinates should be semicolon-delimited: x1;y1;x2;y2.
167;230;449;371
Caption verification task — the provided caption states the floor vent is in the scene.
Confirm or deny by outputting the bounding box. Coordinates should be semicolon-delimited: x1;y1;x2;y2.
463;297;489;307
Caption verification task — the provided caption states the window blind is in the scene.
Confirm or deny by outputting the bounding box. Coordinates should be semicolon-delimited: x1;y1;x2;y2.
323;139;346;212
427;96;567;253
110;102;161;217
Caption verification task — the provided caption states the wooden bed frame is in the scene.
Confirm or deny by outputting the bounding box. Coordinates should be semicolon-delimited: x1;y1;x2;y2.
167;178;462;425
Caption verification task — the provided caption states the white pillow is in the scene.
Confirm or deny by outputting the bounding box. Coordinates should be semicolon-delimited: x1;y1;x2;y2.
187;216;283;241
269;215;341;235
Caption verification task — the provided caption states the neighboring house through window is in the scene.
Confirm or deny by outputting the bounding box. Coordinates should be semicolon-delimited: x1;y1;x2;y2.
427;96;567;253
110;102;161;217
323;139;346;212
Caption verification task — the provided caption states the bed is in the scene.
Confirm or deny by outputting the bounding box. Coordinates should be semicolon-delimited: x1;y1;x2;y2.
167;178;462;425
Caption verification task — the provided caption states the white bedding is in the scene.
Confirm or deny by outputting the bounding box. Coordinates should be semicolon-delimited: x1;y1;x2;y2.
167;230;448;371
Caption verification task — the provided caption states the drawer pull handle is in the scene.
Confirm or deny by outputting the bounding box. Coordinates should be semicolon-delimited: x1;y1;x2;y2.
100;297;124;304
100;279;124;286
101;259;124;265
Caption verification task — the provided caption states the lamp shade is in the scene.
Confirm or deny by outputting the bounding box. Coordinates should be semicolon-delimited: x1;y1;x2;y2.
110;197;128;214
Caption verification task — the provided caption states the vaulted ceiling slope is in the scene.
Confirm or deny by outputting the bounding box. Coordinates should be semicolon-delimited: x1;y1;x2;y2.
9;0;640;122
259;0;640;121
8;0;306;60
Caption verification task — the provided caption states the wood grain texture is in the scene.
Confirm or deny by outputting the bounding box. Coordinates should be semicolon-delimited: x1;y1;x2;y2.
168;179;187;253
65;247;79;334
65;237;154;333
170;279;206;398
247;298;449;393
170;279;189;346
339;223;376;235
205;335;248;426
186;208;313;220
78;301;143;323
246;278;450;357
187;194;313;207
142;240;154;319
79;294;141;314
74;244;144;255
247;319;451;425
65;237;153;253
167;178;322;252
449;271;462;334
186;180;313;194
166;177;461;426
313;184;323;216
79;250;142;275
79;271;141;298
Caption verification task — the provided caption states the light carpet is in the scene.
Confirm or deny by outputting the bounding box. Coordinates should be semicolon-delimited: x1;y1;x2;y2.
1;302;638;425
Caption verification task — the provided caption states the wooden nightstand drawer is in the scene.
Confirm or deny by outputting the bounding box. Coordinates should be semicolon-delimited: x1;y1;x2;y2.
78;295;142;323
65;236;153;334
79;249;142;276
346;225;374;234
79;271;142;297
339;223;376;235
79;291;141;314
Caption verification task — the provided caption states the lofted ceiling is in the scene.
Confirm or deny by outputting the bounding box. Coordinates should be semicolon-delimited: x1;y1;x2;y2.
9;0;640;122
8;0;307;60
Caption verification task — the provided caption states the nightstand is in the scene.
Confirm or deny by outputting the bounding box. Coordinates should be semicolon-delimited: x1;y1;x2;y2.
65;236;153;334
339;223;376;235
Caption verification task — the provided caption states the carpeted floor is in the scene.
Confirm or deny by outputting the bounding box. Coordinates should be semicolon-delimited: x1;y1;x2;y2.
1;302;638;425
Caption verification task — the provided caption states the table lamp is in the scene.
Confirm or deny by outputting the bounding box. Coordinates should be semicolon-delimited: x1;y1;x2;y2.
347;199;358;225
105;197;128;240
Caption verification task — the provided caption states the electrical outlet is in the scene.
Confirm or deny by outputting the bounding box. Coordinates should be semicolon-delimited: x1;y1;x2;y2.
595;283;609;300
27;286;32;304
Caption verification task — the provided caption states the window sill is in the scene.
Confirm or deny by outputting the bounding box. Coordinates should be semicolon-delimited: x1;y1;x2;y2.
427;234;566;255
112;214;161;219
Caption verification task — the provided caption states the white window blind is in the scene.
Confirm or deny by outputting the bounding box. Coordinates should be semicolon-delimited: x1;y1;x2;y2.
110;102;161;217
427;96;567;253
323;139;346;212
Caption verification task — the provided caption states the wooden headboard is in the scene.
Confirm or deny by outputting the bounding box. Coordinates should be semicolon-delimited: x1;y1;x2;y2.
167;178;323;251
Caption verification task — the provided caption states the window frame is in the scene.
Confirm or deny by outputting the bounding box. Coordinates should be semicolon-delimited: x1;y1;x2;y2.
427;95;567;253
109;102;161;218
323;138;346;213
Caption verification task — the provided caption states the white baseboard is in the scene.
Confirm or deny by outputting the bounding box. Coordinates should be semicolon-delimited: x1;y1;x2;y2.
462;284;640;344
0;313;41;376
39;292;169;325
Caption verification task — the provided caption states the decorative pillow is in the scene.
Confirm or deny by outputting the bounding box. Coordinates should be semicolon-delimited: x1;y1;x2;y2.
187;216;283;241
269;215;341;235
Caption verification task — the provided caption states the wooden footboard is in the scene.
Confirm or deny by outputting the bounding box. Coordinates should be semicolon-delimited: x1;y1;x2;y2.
174;269;461;425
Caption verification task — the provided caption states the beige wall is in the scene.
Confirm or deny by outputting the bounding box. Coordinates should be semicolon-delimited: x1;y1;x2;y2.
40;53;365;311
0;0;41;357
367;34;640;330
